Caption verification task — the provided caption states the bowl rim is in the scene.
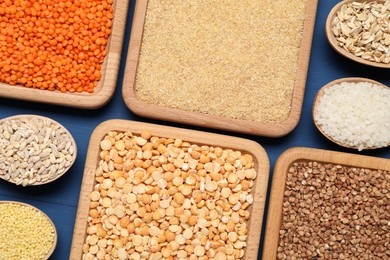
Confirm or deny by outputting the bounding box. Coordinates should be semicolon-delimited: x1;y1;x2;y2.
312;77;390;150
0;200;58;259
325;0;390;69
0;114;77;186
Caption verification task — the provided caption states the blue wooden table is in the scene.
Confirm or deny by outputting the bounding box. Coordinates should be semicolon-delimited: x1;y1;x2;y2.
0;1;389;259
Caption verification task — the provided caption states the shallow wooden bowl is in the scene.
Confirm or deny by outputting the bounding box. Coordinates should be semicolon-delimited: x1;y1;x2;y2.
0;200;58;260
312;77;390;150
70;120;270;259
262;147;390;259
0;0;129;108
325;0;390;68
0;114;77;186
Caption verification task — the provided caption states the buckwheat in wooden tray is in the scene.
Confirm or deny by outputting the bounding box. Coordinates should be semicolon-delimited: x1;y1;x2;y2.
0;1;128;109
263;147;390;259
70;120;269;259
123;0;318;137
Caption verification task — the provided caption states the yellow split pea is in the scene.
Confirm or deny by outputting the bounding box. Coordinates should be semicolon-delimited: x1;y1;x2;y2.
83;130;258;259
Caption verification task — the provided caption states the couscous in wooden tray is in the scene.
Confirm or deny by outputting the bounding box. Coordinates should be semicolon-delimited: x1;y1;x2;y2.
0;0;128;109
123;0;318;137
70;120;269;259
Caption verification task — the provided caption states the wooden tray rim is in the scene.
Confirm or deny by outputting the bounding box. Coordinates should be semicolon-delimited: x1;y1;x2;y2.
262;147;390;260
0;0;129;109
70;119;270;260
122;0;319;137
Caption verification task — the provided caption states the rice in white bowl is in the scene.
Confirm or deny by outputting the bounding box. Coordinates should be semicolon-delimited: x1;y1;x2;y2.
315;81;390;151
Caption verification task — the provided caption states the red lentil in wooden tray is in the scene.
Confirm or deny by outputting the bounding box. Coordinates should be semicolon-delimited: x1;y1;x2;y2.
70;120;269;259
263;147;390;259
0;0;128;109
123;0;318;137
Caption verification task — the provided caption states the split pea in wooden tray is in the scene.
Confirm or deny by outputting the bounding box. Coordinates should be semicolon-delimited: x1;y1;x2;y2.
123;0;318;137
0;0;129;109
70;120;269;259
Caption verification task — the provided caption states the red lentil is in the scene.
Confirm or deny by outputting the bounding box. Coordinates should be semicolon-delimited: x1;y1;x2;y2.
0;0;114;93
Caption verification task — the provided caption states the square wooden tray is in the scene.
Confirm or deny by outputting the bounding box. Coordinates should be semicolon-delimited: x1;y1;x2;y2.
263;147;390;259
0;0;129;109
122;0;318;137
70;119;270;259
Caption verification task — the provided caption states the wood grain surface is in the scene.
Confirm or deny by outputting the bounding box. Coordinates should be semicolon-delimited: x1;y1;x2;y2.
70;119;270;260
0;0;129;109
122;0;318;137
262;147;390;259
325;0;390;69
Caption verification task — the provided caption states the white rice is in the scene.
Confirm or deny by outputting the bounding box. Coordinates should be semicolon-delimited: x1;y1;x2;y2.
315;81;390;151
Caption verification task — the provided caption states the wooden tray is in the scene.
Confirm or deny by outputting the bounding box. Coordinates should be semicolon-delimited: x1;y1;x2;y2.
263;147;390;259
0;0;129;109
70;119;270;260
122;0;318;137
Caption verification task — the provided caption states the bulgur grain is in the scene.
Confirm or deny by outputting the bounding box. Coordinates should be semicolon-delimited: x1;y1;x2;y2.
135;0;308;123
